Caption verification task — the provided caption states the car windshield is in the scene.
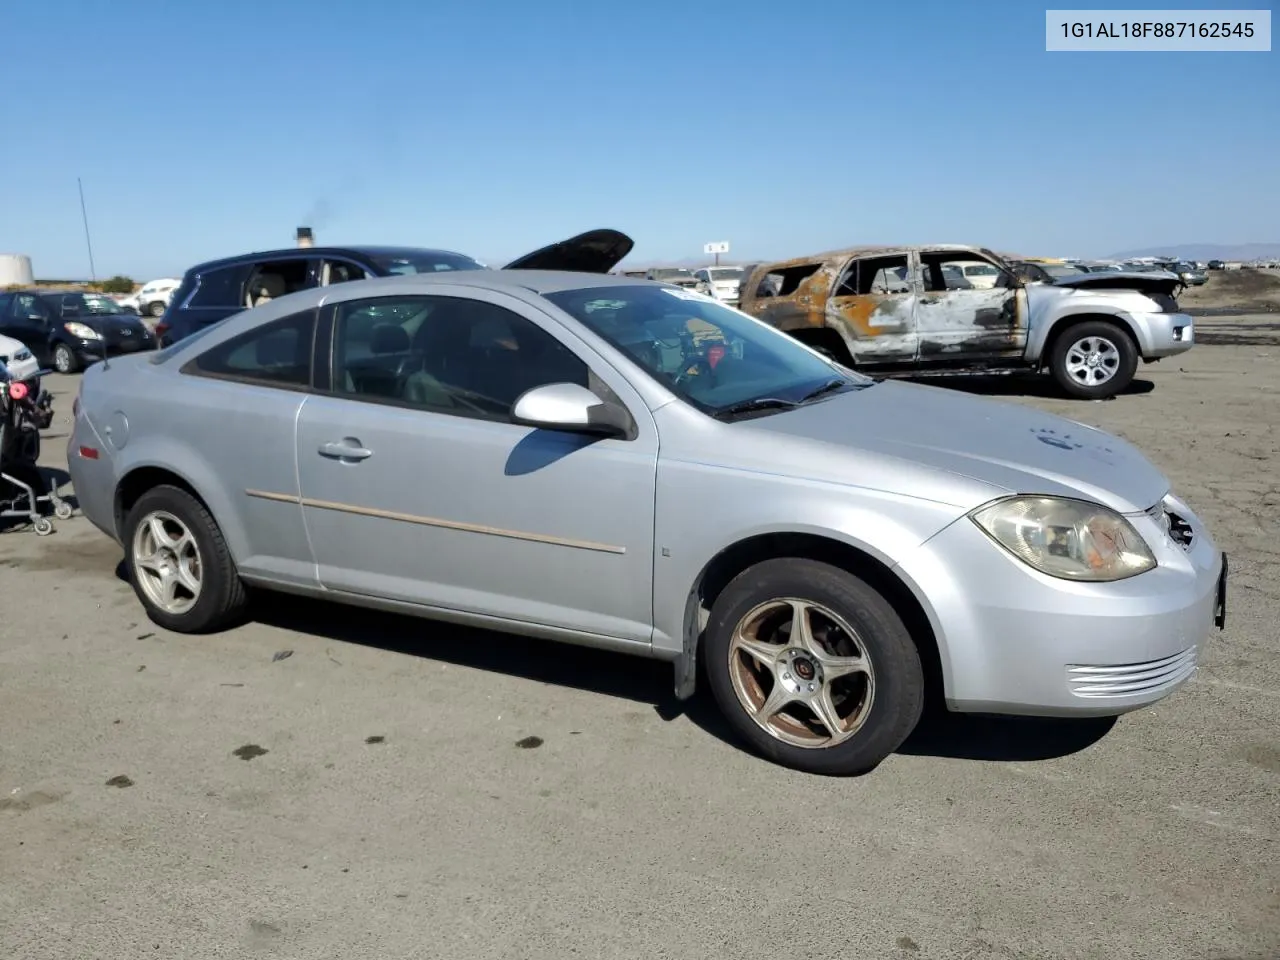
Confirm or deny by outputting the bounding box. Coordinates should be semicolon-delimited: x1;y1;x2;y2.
1043;264;1086;277
544;284;874;418
709;268;742;280
650;268;692;280
367;251;487;275
80;296;126;315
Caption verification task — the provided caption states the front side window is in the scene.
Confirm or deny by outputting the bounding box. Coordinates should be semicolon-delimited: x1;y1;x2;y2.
332;295;589;421
185;310;316;388
544;285;872;418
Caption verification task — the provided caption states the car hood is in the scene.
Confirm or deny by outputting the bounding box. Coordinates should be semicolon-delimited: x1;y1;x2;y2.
503;228;634;273
1050;270;1183;297
746;380;1169;515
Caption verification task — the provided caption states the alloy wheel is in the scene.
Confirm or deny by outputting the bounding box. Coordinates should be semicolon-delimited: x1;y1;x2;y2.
1064;335;1120;387
132;510;203;614
727;598;876;749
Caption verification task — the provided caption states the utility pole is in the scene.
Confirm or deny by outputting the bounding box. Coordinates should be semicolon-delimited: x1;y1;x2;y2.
78;177;97;283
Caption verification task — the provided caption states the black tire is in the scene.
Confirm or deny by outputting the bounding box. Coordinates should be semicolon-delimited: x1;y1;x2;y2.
147;301;166;318
704;558;925;776
52;342;79;375
1049;319;1137;399
122;484;248;633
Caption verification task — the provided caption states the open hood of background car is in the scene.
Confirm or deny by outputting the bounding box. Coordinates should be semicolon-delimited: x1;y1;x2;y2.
503;229;634;274
1051;271;1184;297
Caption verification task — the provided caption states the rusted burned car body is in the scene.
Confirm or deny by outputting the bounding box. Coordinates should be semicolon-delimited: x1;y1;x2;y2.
737;244;1195;398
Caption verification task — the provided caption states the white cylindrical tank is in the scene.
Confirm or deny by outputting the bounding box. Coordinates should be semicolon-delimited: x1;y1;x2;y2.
0;254;35;287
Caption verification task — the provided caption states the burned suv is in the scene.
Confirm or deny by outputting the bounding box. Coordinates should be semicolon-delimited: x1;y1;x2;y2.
737;244;1194;399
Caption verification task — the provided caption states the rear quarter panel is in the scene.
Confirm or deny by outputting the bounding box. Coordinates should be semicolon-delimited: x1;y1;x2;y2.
86;360;316;588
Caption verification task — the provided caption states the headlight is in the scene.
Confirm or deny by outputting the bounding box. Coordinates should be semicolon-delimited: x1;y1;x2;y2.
64;322;102;340
14;348;32;362
970;496;1156;582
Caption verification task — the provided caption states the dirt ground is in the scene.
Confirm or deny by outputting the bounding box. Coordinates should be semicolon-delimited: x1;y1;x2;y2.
1179;268;1280;314
2;314;1278;960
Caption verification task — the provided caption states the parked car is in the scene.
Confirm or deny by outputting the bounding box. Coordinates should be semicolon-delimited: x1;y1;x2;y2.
1172;262;1209;286
948;260;1002;289
154;229;632;348
737;244;1196;399
66;258;1227;776
644;267;699;289
0;331;40;384
692;265;745;304
119;278;183;318
0;290;157;374
1207;261;1225;270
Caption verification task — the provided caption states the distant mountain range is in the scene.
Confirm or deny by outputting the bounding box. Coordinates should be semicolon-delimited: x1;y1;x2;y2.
1104;242;1280;262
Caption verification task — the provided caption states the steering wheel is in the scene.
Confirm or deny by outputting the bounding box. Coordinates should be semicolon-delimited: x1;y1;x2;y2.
673;355;715;388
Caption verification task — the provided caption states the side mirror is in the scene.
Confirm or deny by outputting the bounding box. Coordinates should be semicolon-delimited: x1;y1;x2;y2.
511;383;631;439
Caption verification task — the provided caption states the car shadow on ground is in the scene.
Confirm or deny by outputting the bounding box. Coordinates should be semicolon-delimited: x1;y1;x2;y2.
904;373;1156;400
225;590;1117;766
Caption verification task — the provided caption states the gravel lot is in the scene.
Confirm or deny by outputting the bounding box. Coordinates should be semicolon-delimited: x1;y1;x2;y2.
2;314;1278;960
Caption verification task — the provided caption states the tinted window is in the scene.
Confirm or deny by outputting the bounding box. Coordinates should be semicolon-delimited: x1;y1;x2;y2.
10;293;52;322
366;251;486;275
187;310;316;387
544;285;871;417
332;295;588;421
188;265;250;308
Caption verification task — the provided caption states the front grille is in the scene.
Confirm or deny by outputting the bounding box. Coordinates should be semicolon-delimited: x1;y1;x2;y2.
1066;647;1197;698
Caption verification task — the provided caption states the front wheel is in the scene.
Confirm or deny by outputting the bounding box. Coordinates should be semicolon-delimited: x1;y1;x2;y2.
703;558;925;776
1049;320;1137;399
52;342;79;375
147;301;166;318
123;484;248;633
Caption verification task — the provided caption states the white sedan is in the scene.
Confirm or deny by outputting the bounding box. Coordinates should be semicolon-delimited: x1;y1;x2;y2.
0;332;40;383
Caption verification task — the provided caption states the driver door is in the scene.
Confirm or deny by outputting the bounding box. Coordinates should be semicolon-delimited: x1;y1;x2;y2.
294;288;660;643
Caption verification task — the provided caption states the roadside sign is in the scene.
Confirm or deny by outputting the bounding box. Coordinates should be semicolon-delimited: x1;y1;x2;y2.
703;241;730;254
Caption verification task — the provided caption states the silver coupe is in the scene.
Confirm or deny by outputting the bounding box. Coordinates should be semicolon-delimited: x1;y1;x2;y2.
67;248;1227;775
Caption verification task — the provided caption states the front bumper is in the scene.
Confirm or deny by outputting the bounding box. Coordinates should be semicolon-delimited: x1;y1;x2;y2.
898;492;1223;717
75;335;155;365
1132;310;1195;359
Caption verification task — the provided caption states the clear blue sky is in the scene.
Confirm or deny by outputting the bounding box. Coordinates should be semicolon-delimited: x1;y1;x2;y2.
2;0;1276;279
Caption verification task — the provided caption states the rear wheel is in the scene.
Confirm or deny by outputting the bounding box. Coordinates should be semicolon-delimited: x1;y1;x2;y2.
147;301;166;318
703;558;925;776
123;484;248;633
1049;320;1137;399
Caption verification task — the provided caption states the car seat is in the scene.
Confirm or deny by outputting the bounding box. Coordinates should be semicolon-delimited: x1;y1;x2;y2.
249;273;287;307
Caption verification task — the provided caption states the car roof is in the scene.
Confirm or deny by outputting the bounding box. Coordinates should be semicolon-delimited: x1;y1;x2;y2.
184;245;480;273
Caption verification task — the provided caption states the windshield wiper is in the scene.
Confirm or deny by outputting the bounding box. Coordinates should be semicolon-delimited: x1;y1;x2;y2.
798;378;851;403
712;397;799;420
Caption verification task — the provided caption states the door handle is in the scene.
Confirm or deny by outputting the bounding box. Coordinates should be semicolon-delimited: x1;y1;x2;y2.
318;439;373;462
919;297;940;304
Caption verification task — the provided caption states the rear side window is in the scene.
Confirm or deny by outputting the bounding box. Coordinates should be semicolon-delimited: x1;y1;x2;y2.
183;310;316;389
187;265;250;308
